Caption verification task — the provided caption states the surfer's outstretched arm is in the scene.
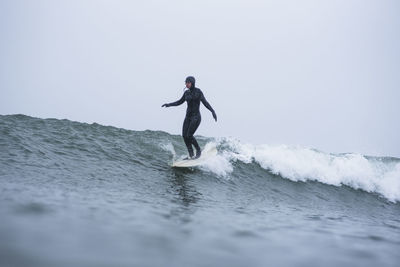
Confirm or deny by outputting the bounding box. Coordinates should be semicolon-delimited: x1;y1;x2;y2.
200;92;217;121
162;93;185;107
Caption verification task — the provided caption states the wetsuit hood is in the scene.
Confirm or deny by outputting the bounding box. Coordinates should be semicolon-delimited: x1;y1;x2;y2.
185;76;196;89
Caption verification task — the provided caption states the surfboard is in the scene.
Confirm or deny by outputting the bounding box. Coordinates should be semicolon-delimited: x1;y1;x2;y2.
172;145;217;168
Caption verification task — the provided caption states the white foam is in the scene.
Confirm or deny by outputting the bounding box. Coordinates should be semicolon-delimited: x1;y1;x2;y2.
210;138;400;202
199;142;233;177
200;152;233;177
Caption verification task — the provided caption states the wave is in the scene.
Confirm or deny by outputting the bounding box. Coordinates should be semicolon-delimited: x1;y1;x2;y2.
1;114;399;203
198;138;400;202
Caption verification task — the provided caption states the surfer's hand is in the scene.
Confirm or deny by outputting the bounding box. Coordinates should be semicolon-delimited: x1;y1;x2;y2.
212;111;217;122
162;103;170;108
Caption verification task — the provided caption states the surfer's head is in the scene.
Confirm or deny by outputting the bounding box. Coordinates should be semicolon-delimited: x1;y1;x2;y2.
185;76;195;89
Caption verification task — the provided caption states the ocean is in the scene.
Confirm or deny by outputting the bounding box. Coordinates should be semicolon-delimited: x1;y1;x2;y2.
0;114;399;267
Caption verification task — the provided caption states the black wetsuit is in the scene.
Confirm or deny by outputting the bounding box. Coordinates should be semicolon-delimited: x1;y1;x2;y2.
166;87;216;158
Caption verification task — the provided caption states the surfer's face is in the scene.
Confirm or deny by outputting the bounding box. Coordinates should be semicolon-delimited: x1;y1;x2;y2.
185;81;192;89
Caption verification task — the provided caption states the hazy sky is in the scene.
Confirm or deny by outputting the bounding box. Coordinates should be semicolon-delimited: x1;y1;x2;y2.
1;0;399;157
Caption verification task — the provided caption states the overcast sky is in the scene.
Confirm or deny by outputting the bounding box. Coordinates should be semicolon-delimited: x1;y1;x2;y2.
1;0;399;157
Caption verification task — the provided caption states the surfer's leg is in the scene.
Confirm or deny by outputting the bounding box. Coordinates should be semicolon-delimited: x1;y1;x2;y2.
192;137;201;159
187;116;201;158
182;117;194;158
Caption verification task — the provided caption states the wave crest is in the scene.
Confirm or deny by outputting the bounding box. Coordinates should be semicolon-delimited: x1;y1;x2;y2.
210;138;400;202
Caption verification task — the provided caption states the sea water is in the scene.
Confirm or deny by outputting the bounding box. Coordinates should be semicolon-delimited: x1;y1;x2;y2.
1;114;399;267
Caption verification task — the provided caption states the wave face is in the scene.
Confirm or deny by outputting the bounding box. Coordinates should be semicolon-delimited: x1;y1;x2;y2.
1;114;400;267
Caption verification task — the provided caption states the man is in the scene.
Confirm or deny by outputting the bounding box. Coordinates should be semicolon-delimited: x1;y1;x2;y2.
162;76;217;159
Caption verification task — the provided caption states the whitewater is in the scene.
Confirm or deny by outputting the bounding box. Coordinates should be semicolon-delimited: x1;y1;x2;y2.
196;139;400;203
1;114;399;267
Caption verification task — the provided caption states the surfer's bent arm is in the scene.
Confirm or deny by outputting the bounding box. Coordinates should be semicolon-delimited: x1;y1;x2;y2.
201;92;217;121
200;93;214;113
163;93;185;107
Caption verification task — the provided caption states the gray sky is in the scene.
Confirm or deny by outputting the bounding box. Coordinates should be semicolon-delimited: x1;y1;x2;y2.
1;0;399;157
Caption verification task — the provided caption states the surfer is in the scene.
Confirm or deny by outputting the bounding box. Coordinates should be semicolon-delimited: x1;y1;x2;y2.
162;76;217;159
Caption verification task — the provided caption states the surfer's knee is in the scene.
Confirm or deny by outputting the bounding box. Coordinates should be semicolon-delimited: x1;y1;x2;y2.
183;133;193;139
